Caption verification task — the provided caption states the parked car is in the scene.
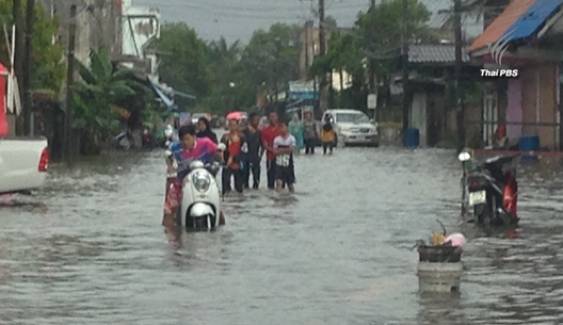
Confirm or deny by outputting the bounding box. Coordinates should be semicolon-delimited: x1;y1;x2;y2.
321;109;379;147
0;137;49;194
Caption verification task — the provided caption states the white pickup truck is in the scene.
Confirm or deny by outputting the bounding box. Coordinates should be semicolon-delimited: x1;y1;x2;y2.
0;138;49;194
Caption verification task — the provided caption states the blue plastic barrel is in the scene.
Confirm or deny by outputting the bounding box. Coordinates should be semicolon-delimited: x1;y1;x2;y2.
518;136;540;151
404;128;420;148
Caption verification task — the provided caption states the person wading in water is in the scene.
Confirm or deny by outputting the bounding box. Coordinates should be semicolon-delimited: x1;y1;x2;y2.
221;120;246;194
242;112;263;189
261;111;282;190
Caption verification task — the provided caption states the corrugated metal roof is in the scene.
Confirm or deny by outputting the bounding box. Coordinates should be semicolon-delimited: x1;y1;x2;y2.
470;0;535;52
408;44;470;63
503;0;563;43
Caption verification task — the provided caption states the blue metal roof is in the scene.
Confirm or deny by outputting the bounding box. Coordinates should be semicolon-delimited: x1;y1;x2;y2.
149;78;175;110
503;0;563;43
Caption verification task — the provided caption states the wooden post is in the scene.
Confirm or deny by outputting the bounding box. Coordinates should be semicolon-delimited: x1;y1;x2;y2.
22;0;34;136
454;0;466;149
401;0;409;136
12;0;24;136
64;4;77;165
318;0;328;113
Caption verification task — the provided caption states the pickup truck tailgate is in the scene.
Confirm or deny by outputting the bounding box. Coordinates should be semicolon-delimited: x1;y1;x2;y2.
0;138;48;193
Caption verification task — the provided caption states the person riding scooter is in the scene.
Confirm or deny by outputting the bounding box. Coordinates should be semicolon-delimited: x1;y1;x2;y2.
163;125;224;228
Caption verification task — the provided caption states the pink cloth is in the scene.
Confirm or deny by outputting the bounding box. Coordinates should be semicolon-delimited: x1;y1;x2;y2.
178;137;218;162
445;233;466;248
164;179;181;215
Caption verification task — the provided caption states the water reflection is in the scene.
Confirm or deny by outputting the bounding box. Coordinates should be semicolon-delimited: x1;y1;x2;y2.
0;150;560;324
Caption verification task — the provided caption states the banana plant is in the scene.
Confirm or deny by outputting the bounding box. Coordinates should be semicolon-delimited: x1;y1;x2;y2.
71;48;145;154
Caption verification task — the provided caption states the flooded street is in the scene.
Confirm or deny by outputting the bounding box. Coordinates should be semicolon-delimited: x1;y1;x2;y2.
0;148;562;325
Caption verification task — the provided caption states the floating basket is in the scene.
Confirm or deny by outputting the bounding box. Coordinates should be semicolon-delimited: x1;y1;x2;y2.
418;245;461;263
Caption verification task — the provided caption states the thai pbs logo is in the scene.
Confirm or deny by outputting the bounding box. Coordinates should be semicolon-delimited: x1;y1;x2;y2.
480;34;519;79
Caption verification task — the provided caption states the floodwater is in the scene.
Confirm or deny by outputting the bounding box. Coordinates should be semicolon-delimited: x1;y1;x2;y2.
0;147;562;325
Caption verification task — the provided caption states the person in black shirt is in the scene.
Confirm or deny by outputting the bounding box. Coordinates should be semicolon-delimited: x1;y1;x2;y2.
196;117;218;144
242;112;263;189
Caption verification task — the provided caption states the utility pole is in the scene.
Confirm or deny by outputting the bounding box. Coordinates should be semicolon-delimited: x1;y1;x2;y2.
369;0;377;121
22;0;34;136
12;0;24;135
64;4;77;165
454;0;465;149
401;0;409;135
318;0;328;113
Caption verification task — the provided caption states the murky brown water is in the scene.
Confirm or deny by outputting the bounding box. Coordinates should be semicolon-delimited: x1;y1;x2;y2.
0;148;562;324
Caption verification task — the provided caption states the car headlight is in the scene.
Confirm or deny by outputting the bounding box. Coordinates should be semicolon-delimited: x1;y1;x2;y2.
192;171;211;193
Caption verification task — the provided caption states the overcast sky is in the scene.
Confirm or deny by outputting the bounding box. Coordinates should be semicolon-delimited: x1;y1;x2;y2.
134;0;378;42
133;0;477;43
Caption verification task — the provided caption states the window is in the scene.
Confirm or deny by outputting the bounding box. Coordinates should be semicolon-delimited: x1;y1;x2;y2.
336;113;370;124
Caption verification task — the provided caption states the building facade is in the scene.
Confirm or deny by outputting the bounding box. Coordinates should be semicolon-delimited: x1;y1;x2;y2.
40;0;123;64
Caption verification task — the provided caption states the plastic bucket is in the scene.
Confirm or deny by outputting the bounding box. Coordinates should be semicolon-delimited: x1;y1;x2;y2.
518;136;540;151
404;128;420;148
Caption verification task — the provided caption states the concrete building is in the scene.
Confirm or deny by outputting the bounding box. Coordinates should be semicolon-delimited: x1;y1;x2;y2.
470;0;563;150
120;0;161;77
40;0;122;64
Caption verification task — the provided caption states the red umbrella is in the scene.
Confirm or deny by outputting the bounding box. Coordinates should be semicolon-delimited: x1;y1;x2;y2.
226;111;246;121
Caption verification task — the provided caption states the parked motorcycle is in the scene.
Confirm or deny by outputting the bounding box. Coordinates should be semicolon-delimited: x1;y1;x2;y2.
459;150;519;226
163;125;177;149
112;130;132;150
165;144;225;231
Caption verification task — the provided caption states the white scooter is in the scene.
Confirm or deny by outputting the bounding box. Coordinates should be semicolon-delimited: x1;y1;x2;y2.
166;144;225;231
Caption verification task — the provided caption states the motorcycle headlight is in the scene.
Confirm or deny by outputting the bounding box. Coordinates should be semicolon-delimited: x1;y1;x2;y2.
192;171;211;193
458;151;471;162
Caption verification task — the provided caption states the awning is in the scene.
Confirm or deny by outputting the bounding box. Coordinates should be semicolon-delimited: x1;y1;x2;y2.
148;78;175;109
470;0;563;55
470;0;535;53
503;0;563;43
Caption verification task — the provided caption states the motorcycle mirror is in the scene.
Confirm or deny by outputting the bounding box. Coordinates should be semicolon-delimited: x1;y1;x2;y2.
458;151;471;162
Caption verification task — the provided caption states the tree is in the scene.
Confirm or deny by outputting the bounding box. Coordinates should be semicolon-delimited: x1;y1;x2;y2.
155;23;210;103
72;49;146;154
202;37;254;113
310;29;366;108
356;0;431;79
0;0;64;92
241;23;301;101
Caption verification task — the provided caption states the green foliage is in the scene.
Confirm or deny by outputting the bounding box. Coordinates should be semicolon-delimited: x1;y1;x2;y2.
203;37;254;113
241;23;301;98
72;49;145;139
0;0;65;92
310;31;364;77
155;22;300;114
356;0;431;77
154;23;210;99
